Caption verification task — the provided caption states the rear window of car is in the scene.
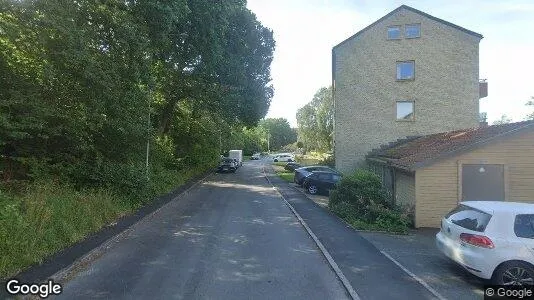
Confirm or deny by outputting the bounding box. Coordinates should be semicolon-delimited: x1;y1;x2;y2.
514;214;534;239
317;173;330;180
445;204;492;232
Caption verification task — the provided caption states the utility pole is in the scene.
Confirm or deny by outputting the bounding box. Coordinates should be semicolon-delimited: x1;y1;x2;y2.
145;84;152;181
267;132;270;153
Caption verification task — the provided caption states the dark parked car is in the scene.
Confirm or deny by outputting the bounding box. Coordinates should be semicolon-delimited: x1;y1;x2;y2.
294;165;339;186
284;162;302;172
302;171;342;195
217;158;237;173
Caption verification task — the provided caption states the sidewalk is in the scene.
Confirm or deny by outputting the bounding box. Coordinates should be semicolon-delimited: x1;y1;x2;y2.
263;164;437;300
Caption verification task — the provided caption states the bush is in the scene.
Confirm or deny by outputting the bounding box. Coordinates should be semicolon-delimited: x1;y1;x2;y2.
329;169;389;209
329;169;409;234
318;155;335;167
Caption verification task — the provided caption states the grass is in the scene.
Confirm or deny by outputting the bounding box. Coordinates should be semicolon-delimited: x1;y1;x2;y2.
0;166;208;280
272;164;294;182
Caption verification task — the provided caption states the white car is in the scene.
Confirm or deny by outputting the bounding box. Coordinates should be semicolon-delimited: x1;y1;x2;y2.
436;201;534;285
273;154;294;162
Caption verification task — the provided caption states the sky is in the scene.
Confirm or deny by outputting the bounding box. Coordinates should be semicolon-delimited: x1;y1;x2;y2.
246;0;534;127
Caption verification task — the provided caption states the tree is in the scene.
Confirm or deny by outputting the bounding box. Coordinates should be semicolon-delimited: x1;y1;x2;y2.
259;118;297;151
0;0;275;196
296;86;333;152
526;97;534;120
493;114;512;125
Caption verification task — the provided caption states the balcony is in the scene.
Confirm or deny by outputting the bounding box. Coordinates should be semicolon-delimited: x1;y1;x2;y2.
479;79;488;98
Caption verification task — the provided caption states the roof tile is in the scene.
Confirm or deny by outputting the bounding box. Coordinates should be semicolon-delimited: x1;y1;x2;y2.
367;121;534;170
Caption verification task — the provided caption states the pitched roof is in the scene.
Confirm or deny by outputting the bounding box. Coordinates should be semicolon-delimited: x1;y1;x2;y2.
333;5;483;51
367;121;534;171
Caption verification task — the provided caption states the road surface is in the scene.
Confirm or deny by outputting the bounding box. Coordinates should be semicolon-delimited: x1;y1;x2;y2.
54;161;349;299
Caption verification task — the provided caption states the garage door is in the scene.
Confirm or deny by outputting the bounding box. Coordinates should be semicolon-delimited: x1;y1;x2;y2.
461;164;504;201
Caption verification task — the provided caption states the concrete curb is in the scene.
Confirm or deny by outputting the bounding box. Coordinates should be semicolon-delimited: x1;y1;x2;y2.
49;171;213;285
263;165;361;300
288;182;409;235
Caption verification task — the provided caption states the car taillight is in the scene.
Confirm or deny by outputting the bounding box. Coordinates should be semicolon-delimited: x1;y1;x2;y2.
460;233;494;249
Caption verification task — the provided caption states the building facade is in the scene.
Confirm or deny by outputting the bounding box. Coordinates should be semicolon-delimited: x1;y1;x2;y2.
333;5;484;173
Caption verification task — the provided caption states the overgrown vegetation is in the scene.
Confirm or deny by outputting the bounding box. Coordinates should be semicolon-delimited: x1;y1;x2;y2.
296;87;333;153
0;0;275;279
329;169;410;234
272;163;293;182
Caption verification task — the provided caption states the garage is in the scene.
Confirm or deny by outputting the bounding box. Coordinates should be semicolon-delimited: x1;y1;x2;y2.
366;121;534;228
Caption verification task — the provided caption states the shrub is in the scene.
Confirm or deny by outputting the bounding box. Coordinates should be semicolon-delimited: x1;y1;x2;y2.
318;155;335;167
329;169;409;234
329;169;389;209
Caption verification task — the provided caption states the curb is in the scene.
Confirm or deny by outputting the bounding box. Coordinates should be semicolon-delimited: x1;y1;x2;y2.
263;165;361;300
1;169;213;291
288;180;409;236
51;171;213;284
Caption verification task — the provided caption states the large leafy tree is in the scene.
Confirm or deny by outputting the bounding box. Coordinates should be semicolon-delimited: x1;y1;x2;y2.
259;118;297;151
296;86;333;152
0;0;275;188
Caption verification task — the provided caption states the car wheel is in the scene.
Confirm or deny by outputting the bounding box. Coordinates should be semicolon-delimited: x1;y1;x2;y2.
274;159;278;162
307;185;318;195
287;159;293;162
493;261;534;285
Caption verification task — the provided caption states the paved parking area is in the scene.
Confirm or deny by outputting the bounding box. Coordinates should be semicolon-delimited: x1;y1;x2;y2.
289;181;488;300
359;229;486;299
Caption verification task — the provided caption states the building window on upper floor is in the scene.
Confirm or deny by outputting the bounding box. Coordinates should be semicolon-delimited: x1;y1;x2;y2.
387;26;401;39
396;61;415;80
396;101;415;121
405;24;421;38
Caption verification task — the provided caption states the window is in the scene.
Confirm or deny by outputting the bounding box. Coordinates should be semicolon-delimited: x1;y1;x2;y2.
514;214;534;239
387;26;401;39
405;24;420;38
445;204;492;232
396;101;414;121
396;61;414;80
318;173;330;180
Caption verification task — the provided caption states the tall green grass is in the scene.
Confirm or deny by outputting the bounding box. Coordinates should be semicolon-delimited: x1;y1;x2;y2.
0;165;209;280
0;181;133;279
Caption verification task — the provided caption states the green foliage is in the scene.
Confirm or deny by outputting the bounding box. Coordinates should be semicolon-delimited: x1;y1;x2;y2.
493;114;512;125
259;118;297;151
0;181;133;279
0;0;275;278
329;169;409;234
296;86;333;152
526;97;534;121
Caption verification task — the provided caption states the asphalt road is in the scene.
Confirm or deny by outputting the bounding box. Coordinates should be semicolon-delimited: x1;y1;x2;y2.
52;161;349;300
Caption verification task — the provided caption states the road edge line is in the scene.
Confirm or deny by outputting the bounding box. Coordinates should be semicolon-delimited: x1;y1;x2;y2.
263;165;361;300
380;250;447;300
50;172;213;284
